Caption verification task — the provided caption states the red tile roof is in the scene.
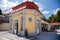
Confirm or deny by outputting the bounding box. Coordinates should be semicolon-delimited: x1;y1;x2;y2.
50;22;60;25
51;22;60;24
12;1;39;11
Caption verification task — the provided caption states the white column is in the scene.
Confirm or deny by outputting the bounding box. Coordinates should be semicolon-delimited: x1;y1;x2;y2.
23;13;26;36
34;13;37;34
39;17;42;33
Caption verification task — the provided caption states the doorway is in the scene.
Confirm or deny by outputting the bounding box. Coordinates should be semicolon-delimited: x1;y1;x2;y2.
13;20;18;35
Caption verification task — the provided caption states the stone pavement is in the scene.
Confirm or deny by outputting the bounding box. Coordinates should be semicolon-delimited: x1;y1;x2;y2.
0;31;60;40
28;32;59;40
0;31;29;40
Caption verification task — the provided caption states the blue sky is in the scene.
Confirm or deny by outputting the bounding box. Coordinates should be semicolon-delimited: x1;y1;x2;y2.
0;0;60;18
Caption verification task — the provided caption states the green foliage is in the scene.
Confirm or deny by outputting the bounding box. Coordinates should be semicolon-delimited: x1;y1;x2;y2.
48;14;54;23
48;9;60;23
42;9;60;23
0;9;2;15
57;10;60;17
41;15;48;22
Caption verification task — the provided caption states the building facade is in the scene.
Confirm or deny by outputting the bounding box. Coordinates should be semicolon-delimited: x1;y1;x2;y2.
41;20;50;32
0;15;9;31
9;1;42;36
50;22;60;30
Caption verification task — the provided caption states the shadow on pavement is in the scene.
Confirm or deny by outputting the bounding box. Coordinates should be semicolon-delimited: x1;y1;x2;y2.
25;31;60;40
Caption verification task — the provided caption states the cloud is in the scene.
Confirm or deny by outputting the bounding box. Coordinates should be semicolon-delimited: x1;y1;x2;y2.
48;15;52;17
1;0;44;13
0;0;19;11
3;9;13;13
34;2;44;11
52;8;60;15
42;10;50;14
23;0;33;2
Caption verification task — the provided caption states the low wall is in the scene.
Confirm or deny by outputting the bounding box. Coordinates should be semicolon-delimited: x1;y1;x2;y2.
0;23;10;31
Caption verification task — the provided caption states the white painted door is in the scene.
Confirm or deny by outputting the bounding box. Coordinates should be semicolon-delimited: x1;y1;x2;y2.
13;26;17;34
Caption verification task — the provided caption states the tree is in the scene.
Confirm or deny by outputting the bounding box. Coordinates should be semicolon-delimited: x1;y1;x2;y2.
41;9;60;23
41;15;48;22
56;10;60;22
47;14;54;23
0;9;3;24
0;9;2;15
51;15;58;22
47;9;60;23
57;10;60;17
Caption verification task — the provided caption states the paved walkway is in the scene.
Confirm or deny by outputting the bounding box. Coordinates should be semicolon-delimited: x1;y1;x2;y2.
28;32;59;40
0;31;29;40
0;31;60;40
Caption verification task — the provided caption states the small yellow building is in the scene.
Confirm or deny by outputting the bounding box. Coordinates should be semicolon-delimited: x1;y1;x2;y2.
9;1;42;36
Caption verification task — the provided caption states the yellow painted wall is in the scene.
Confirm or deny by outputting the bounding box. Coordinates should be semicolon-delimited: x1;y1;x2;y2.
11;16;20;33
10;9;41;34
26;12;35;33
